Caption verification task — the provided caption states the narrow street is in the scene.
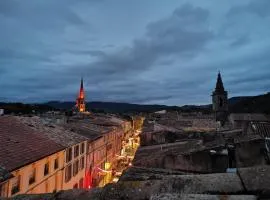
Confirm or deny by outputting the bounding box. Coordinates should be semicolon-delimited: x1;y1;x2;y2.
111;129;141;183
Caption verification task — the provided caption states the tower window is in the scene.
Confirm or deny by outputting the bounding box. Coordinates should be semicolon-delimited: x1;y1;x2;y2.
219;97;223;107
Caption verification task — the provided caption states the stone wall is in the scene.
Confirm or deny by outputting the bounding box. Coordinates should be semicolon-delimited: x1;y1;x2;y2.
235;138;266;167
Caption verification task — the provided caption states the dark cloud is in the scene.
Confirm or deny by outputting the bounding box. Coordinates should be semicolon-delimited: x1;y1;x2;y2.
0;48;53;63
228;0;270;18
0;0;270;105
75;3;213;81
230;35;250;47
0;0;85;29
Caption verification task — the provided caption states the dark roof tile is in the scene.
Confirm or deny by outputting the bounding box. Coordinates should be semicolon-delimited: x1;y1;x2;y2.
0;116;64;171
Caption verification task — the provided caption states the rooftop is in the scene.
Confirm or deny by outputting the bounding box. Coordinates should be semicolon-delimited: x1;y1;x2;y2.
0;116;64;171
64;121;105;141
18;116;88;147
63;114;126;140
250;121;270;138
229;113;270;122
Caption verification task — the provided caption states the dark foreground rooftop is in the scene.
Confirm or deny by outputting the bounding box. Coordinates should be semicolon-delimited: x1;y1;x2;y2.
9;165;270;200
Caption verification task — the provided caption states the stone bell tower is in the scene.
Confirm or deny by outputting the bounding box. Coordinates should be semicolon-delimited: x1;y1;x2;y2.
212;71;228;125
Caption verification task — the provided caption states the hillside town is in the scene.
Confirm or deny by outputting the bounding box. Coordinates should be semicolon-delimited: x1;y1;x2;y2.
0;79;143;197
2;0;270;199
0;72;270;200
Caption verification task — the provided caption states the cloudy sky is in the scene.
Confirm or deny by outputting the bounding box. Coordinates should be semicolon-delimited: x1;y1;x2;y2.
0;0;270;105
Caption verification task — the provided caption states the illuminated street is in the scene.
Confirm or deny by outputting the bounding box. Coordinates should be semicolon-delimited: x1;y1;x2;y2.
111;129;141;183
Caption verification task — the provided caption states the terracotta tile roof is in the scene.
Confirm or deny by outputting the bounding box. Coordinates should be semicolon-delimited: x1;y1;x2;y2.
0;116;64;171
64;120;113;141
17;116;88;147
230;113;270;122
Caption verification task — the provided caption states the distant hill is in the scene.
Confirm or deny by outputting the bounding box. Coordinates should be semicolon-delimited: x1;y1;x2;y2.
45;101;179;113
0;102;56;114
1;92;269;114
228;96;252;105
229;92;270;114
44;101;213;114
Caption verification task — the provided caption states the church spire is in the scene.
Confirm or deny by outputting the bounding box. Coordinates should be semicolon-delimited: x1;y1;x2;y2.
80;77;84;90
76;78;86;112
215;71;225;93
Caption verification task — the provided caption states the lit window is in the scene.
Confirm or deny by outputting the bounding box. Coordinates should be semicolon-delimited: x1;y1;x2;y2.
29;169;35;185
11;176;20;195
80;156;85;170
54;158;59;170
74;145;79;158
73;160;79;176
66;148;73;163
80;143;85;155
65;164;72;183
44;162;49;176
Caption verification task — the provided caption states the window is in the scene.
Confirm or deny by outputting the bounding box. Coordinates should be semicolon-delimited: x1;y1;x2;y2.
54;158;59;170
79;178;84;188
0;184;2;197
73;183;78;189
44;162;49;176
80;156;85;170
29;169;35;185
74;145;79;158
80;143;85;155
11;176;20;195
101;162;105;170
65;164;72;183
0;183;7;197
73;160;79;176
66;148;72;163
107;143;112;151
219;97;223;107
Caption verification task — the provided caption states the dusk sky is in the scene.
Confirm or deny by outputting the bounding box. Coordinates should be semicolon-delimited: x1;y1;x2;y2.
0;0;270;105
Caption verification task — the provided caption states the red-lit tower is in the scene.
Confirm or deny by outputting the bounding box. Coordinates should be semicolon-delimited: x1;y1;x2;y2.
76;78;86;112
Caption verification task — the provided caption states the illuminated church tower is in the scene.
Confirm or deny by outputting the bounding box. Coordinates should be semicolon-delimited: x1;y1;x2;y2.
212;71;228;125
76;78;86;112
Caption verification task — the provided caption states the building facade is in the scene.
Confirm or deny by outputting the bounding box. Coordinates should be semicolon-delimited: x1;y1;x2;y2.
0;116;65;197
63;142;87;189
0;113;135;197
